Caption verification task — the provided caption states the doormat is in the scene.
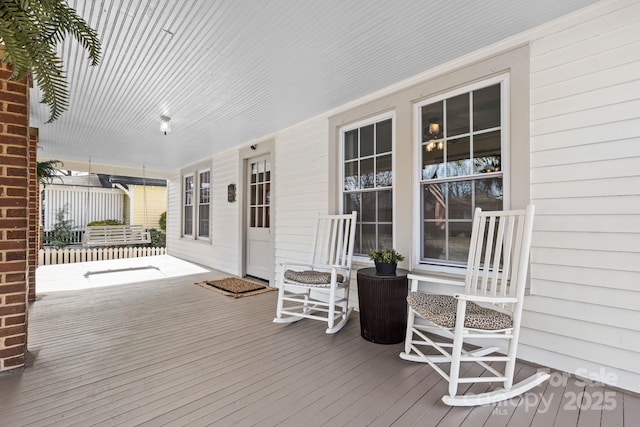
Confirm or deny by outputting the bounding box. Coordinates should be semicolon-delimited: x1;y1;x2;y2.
195;277;276;298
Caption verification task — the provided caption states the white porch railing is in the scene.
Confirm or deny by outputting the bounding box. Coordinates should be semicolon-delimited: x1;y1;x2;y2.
38;246;166;266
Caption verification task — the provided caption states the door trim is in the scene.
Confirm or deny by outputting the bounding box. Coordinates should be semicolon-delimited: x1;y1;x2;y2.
238;140;275;286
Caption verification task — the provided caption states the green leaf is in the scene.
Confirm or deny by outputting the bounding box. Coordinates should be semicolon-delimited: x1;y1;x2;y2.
0;0;101;122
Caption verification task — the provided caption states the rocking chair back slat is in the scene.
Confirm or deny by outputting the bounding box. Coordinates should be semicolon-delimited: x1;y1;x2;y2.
464;207;534;314
498;215;516;298
312;213;356;268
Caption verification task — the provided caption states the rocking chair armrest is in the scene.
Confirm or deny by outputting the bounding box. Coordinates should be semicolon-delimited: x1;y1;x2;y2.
407;273;465;291
281;263;313;271
453;294;518;304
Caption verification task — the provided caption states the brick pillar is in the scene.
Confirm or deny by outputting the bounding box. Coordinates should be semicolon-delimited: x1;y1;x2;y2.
0;60;30;371
28;128;38;302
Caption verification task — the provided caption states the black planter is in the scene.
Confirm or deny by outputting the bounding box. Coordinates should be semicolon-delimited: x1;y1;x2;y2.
374;261;397;276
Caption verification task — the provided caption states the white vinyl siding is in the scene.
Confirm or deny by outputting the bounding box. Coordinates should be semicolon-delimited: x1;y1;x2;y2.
274;117;329;270
525;0;640;392
168;153;238;274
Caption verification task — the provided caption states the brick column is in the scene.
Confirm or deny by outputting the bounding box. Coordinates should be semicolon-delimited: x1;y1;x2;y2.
0;61;30;372
28;128;38;302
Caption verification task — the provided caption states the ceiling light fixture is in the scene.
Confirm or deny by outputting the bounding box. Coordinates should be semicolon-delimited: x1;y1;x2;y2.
160;115;171;135
428;120;440;136
424;118;443;152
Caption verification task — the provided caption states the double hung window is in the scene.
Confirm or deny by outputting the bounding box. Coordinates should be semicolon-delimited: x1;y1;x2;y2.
417;77;507;265
341;114;394;256
183;175;194;237
183;169;211;240
198;171;211;238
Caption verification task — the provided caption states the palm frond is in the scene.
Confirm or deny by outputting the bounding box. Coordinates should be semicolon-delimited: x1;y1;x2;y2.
0;0;101;122
37;159;63;184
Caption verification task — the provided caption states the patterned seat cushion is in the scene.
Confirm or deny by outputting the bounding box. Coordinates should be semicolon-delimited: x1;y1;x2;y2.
407;291;512;330
284;270;344;285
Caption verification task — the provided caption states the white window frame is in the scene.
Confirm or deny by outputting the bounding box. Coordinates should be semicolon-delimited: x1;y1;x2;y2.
197;169;211;240
183;174;195;238
339;111;396;260
412;74;510;273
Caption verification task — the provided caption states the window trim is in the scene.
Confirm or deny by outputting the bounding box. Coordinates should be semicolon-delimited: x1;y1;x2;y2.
339;111;396;261
329;45;530;278
412;73;511;273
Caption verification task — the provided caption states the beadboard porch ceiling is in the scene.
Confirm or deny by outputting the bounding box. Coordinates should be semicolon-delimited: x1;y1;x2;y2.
31;0;598;173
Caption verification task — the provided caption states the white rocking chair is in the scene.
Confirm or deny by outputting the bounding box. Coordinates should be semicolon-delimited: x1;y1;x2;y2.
400;205;549;406
273;212;357;334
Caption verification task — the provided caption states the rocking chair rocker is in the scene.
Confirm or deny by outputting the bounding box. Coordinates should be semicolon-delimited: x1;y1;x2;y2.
400;205;549;406
273;212;357;334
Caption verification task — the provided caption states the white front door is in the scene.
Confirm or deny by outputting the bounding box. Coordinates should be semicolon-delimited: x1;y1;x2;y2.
245;155;272;281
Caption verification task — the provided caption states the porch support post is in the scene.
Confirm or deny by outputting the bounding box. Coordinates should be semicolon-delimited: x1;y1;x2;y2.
0;55;30;371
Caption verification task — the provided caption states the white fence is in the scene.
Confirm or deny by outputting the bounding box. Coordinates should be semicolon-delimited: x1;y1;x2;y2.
39;247;166;266
42;185;125;230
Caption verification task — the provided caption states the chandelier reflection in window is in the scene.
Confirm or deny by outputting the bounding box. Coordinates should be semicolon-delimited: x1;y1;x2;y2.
424;119;443;152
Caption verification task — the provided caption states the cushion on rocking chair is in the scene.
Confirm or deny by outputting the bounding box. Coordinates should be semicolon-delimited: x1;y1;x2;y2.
407;292;512;330
284;269;345;285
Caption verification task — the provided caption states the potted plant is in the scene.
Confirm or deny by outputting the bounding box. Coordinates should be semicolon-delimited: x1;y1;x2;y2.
368;248;405;276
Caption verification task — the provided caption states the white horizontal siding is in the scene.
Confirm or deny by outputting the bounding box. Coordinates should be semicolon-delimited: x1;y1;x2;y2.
531;280;640;311
526;0;640;389
532;138;640;168
532;247;639;273
167;153;239;275
165;171;182;256
535;213;640;233
532;263;639;292
533;230;640;252
273;117;330;285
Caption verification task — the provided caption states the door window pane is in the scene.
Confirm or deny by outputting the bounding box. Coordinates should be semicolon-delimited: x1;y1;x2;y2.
249;159;271;229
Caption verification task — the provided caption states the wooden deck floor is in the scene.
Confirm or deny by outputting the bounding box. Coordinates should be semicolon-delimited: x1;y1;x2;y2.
1;268;638;426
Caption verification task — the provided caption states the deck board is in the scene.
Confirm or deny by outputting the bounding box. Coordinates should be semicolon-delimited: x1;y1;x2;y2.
0;263;635;426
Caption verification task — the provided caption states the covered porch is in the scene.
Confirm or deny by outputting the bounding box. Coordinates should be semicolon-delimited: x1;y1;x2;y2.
0;256;636;426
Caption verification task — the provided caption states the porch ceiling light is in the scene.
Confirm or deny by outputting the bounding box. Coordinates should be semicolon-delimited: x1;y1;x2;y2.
160;115;171;135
